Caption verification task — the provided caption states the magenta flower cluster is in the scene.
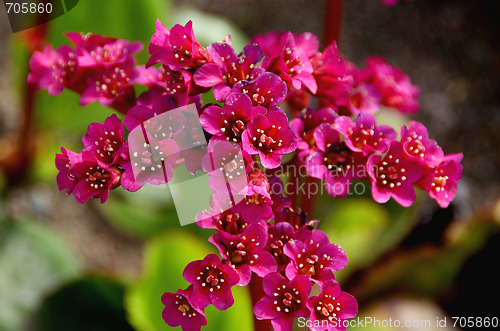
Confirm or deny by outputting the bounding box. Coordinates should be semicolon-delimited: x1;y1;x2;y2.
172;182;357;331
29;18;463;331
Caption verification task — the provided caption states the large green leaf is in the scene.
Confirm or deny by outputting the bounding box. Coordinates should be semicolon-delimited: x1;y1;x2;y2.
33;276;134;331
321;196;419;282
0;220;81;331
125;230;253;331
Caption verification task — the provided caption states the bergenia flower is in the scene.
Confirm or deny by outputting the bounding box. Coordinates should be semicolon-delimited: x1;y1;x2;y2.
134;65;165;89
200;93;266;143
231;169;275;223
127;129;179;186
76;38;143;68
55;147;80;195
28;44;78;95
366;56;420;114
183;254;240;310
194;43;264;101
201;140;249;199
418;153;463;208
66;150;121;203
289;107;338;162
305;123;366;197
265;222;296;272
259;31;317;94
400;121;444;168
254;273;311;331
232;72;287;109
82;114;128;166
367;140;425;207
65;32;117;49
209;223;277;286
147;20;212;71
284;229;348;284
334;113;397;156
196;208;249;235
346;83;382;115
161;286;207;331
312;41;353;108
124;94;185;137
241;110;298;169
79;59;137;113
306;280;358;331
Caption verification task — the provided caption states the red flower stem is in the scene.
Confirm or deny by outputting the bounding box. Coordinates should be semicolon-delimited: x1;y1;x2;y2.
1;19;48;186
323;0;345;47
248;275;271;331
300;176;320;215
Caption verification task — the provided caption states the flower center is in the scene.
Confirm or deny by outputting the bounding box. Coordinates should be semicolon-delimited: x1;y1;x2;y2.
174;295;198;318
315;295;342;322
376;156;406;188
406;133;426;158
272;286;302;313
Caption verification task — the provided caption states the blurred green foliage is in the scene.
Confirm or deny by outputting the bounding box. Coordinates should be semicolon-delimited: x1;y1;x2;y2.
0;220;81;331
125;231;253;331
32;276;134;331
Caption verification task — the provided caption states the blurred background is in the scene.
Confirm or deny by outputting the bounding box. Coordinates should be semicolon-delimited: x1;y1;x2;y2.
0;0;499;330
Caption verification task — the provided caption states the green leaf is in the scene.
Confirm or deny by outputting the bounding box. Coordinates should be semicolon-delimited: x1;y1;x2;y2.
33;276;134;331
125;230;253;331
0;220;81;331
321;197;390;281
98;185;179;239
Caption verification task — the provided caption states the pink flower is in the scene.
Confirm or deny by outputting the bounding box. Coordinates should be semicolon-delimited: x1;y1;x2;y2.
289;107;338;162
230;169;275;223
79;59;137;113
305;123;366;197
55;147;80;195
367;140;425;207
254;273;311;331
65;32;117;49
418;153;463;208
306;280;358;331
209;223;277;286
134;65;165;89
147;20;212;71
366;56;419;114
265;222;298;272
334;113;397;156
312;41;353;108
200;93;266;143
161;287;207;331
82;114;128;166
232;72;287;109
347;83;382;115
194;43;264;101
253;31;317;94
400;121;444;168
196;209;249;235
241;110;298;169
200;140;249;200
124;94;185;132
66;150;121;203
183;254;240;310
28;44;78;95
75;38;143;68
275;207;317;233
284;229;348;284
127;130;179;186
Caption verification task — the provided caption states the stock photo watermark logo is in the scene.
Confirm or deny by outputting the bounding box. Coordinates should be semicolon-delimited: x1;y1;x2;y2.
128;103;249;226
3;0;79;32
